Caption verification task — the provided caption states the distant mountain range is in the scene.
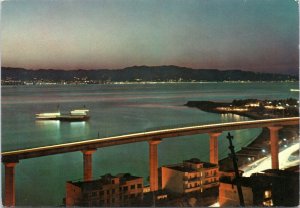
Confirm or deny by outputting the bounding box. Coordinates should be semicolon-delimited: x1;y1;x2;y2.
1;66;298;83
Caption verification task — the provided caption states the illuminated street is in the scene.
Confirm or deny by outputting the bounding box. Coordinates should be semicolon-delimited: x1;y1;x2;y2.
242;142;299;177
209;140;299;207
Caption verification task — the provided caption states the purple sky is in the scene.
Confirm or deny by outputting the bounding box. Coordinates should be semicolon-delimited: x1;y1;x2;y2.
2;0;299;74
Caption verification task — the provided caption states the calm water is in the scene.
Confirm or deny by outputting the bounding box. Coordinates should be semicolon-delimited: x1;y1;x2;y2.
1;82;298;206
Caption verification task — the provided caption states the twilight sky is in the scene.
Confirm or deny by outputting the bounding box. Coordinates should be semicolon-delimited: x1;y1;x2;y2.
1;0;299;74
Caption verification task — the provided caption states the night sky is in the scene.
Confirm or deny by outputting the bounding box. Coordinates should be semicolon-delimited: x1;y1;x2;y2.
2;0;299;74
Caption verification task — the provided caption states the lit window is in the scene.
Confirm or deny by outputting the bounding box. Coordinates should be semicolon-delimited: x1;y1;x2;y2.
263;200;273;206
264;190;272;199
263;190;273;206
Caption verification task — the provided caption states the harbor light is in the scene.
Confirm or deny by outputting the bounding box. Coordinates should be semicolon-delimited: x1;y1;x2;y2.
245;103;260;107
264;105;285;110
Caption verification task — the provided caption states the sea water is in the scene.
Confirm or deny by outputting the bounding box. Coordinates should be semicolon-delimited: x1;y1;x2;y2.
1;82;298;205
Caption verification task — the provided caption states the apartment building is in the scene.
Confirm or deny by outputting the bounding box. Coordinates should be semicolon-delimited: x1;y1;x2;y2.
65;173;143;206
161;158;219;194
219;169;299;207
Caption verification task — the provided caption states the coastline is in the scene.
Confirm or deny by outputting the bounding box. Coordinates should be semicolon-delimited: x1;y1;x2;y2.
185;100;299;171
2;80;298;86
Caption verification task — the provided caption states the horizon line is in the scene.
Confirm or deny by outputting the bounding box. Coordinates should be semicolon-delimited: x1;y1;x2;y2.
2;65;297;76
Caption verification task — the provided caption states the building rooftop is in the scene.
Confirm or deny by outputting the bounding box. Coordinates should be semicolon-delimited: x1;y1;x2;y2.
116;173;142;182
203;162;218;168
184;158;202;164
101;173;118;180
164;164;198;173
184;158;218;168
163;158;218;173
69;179;107;190
68;173;142;190
252;169;299;177
220;169;299;188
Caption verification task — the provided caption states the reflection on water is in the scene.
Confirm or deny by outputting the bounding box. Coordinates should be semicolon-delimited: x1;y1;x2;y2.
35;120;91;142
221;113;248;122
35;120;61;141
70;121;86;127
69;121;91;140
35;120;61;128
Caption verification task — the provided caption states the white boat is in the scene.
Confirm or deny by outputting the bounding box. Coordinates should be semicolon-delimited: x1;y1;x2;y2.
70;109;89;116
35;112;61;119
36;108;90;121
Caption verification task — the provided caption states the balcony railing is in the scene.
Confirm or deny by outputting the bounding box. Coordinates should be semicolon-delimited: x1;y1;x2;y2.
183;177;201;182
204;175;218;179
203;181;219;186
184;186;201;193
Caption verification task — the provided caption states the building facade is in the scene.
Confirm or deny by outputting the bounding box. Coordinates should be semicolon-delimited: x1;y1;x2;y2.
65;173;143;206
161;158;219;194
219;169;299;207
219;177;253;206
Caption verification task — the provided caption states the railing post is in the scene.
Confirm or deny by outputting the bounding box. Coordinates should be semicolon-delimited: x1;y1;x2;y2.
81;149;96;181
208;132;222;164
148;139;161;192
4;162;18;206
268;126;282;169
